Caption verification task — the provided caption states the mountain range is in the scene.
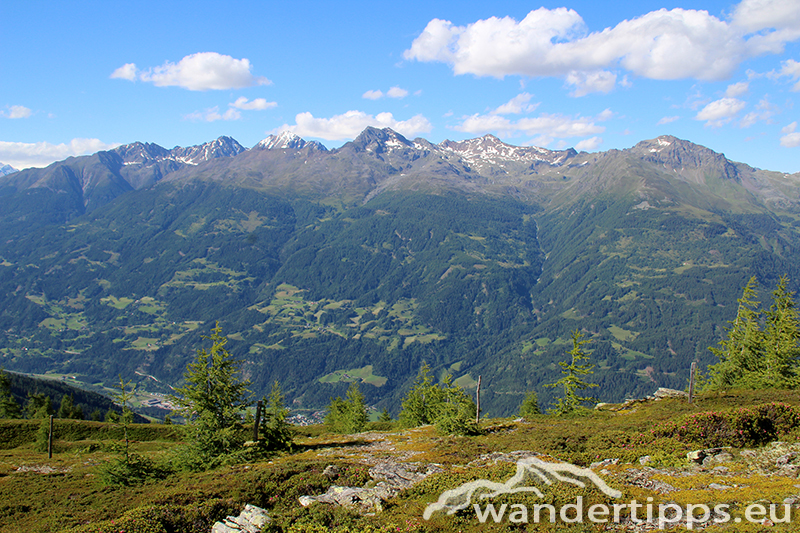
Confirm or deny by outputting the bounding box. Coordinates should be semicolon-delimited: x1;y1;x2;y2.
1;128;799;415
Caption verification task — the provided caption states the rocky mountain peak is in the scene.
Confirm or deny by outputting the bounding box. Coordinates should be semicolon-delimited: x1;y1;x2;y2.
437;135;576;168
347;127;415;153
629;135;740;182
0;163;18;176
256;131;328;152
171;136;246;165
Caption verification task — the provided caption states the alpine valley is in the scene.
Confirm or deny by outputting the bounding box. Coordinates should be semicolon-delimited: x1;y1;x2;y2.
2;127;800;416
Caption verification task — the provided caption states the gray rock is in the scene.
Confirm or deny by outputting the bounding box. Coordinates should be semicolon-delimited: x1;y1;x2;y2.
323;464;341;479
653;388;689;400
590;458;619;470
211;504;269;533
639;455;652;466
708;483;732;490
776;452;799;467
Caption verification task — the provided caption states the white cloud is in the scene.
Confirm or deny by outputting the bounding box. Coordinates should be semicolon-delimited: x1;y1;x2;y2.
186;96;276;122
657;116;680;125
362;87;410;99
777;59;800;91
185;107;241;122
0;138;120;170
110;63;137;81
492;93;538;114
732;0;800;33
781;133;800;147
782;121;797;134
363;90;384;100
274;110;433;140
695;97;747;126
230;96;276;110
740;97;778;127
565;70;616;97
387;86;409;98
575;136;603;151
725;81;749;97
112;52;270;91
405;4;800;89
454;109;608;145
3;105;32;119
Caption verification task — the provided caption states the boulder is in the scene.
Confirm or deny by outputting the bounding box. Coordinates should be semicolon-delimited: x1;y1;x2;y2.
211;504;269;533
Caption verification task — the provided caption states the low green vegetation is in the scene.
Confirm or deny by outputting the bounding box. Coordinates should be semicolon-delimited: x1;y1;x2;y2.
2;390;800;532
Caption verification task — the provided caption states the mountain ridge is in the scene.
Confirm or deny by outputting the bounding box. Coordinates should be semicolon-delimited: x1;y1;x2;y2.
2;128;800;415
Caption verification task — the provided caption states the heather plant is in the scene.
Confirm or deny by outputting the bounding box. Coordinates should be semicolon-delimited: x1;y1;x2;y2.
650;401;800;448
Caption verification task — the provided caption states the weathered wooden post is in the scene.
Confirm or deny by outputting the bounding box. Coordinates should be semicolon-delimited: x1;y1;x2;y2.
48;415;53;459
252;400;263;442
475;375;482;424
688;362;697;404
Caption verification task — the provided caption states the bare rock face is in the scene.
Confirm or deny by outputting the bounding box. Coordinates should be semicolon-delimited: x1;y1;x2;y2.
298;459;444;513
211;504;269;533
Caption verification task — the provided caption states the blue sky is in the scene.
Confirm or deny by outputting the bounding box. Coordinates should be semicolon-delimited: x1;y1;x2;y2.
2;0;800;172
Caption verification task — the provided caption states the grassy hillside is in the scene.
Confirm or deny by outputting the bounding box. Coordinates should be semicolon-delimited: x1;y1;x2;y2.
2;389;800;532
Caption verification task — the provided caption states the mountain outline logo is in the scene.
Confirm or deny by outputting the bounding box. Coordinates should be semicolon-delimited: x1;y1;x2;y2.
423;456;623;520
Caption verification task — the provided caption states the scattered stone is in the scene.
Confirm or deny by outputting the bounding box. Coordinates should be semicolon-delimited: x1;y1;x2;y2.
323;465;341;479
638;455;652;466
299;459;444;514
776;452;799;467
624;469;678;494
714;451;734;463
590;458;619;470
653;388;689;400
687;447;730;465
211;504;269;533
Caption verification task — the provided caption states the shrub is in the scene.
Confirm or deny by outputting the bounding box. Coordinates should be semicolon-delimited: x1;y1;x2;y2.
651;402;800;448
399;364;478;436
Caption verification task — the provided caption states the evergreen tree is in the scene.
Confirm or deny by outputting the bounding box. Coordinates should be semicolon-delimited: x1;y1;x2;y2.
398;363;443;427
57;394;79;419
762;275;800;387
25;392;53;419
171;323;251;470
706;276;800;390
260;380;293;450
378;408;392;422
518;390;541;419
100;376;163;486
325;381;368;434
0;370;21;419
545;330;598;415
707;276;764;388
398;363;477;435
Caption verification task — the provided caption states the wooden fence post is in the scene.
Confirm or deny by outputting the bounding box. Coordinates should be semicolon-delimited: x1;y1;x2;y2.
475;375;482;424
253;400;263;442
48;415;53;459
688;362;697;404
